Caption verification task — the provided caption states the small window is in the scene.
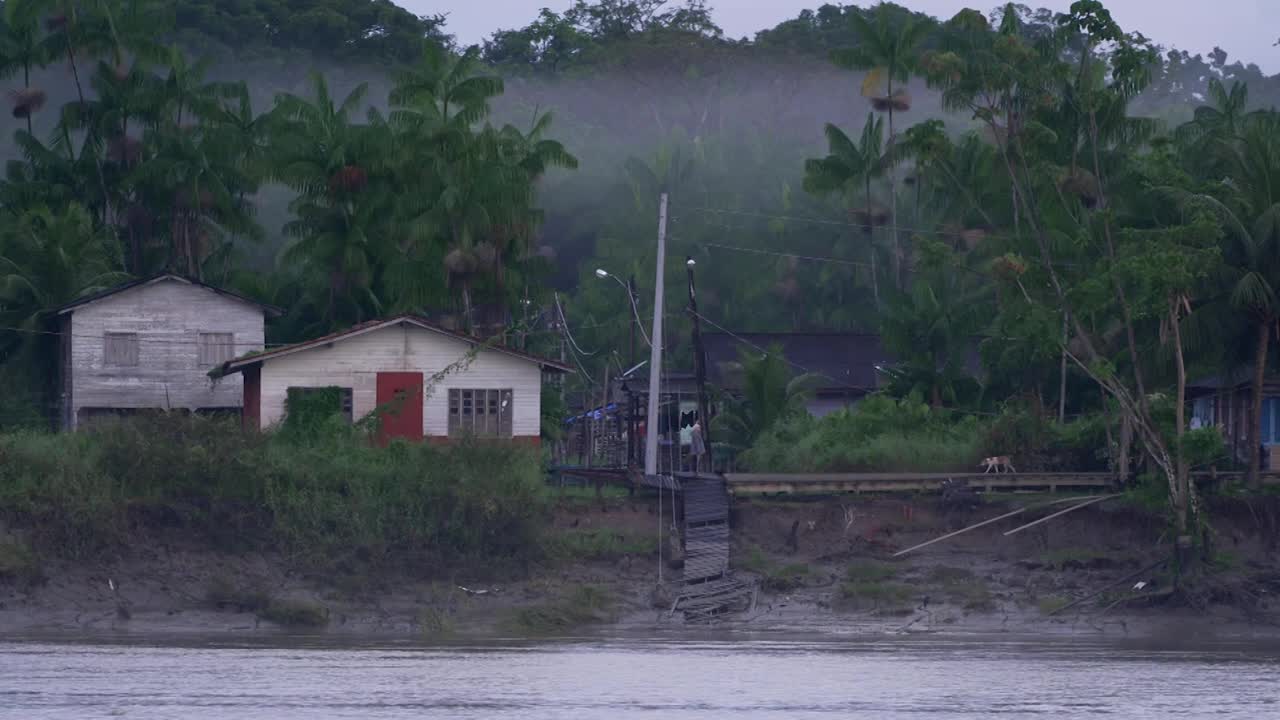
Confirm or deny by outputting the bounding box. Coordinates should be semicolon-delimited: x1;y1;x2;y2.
285;387;354;426
104;332;139;366
448;388;514;438
199;333;235;365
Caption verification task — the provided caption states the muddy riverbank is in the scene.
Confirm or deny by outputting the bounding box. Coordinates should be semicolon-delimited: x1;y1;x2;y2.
4;491;1280;641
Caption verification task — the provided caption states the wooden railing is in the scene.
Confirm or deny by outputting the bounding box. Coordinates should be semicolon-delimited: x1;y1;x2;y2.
724;471;1280;495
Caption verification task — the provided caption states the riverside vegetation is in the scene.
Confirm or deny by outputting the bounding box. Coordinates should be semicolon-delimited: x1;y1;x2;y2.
0;415;549;572
2;0;1280;586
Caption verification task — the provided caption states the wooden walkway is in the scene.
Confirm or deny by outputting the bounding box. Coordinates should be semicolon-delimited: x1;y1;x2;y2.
725;471;1280;496
671;473;753;622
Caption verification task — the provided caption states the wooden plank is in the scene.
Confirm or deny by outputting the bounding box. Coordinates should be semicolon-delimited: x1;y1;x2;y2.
1003;494;1121;536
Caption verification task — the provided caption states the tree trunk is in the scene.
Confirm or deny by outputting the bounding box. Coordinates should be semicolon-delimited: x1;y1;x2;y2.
461;281;475;335
1171;300;1190;538
1059;310;1069;423
23;63;32;136
1118;411;1133;485
1247;320;1270;489
886;79;901;291
866;176;879;310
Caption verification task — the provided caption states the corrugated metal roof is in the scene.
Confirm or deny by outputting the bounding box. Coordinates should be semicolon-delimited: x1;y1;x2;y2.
55;274;283;317
217;314;573;375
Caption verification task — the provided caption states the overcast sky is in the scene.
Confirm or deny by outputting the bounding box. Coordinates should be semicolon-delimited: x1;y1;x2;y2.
399;0;1278;73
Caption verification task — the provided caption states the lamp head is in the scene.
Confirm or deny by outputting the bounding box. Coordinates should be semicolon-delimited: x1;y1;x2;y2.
594;268;609;279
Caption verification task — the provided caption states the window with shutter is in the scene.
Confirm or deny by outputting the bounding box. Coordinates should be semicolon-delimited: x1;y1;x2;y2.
198;333;235;365
448;389;461;436
448;389;514;438
103;333;139;366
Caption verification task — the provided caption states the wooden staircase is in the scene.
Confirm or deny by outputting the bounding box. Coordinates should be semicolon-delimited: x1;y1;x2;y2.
672;474;753;621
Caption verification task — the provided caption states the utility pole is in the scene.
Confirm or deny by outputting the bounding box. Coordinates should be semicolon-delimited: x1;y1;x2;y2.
627;274;638;368
627;274;638;470
687;256;711;473
644;193;668;478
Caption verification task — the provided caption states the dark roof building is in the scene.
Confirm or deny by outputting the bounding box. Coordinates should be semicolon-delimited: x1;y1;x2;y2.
703;332;891;396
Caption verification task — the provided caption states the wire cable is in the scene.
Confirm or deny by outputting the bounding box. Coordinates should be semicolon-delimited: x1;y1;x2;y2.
553;291;597;357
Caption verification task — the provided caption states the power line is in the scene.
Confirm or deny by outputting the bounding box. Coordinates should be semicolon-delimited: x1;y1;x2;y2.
554;291;599;357
694;241;873;268
681;206;1017;241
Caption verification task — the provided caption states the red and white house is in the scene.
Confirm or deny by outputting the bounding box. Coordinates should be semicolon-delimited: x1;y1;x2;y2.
215;316;570;445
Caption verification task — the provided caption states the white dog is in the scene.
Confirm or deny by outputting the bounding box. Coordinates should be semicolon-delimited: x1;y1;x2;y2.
979;455;1016;473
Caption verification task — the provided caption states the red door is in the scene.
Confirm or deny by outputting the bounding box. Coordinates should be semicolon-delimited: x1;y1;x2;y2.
375;372;424;445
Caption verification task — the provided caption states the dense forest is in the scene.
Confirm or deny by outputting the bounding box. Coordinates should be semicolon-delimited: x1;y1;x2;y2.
1;0;1279;539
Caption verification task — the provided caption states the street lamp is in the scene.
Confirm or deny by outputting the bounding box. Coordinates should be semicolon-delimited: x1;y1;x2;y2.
595;268;651;347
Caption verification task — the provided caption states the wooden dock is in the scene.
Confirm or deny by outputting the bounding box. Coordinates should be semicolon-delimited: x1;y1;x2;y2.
724;471;1280;496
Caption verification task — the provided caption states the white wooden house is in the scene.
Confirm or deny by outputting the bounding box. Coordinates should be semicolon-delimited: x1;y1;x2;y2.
214;315;571;445
55;274;279;429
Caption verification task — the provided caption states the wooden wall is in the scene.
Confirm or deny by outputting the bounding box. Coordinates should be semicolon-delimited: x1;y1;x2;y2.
65;278;266;428
254;322;544;438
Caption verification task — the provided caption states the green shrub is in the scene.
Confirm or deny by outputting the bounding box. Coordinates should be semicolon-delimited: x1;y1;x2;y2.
0;539;43;587
205;575;271;612
547;528;656;562
508;585;615;634
981;401;1110;472
837;580;914;613
846;560;898;583
258;599;328;628
1038;595;1070;614
741;396;983;473
737;546;812;591
0;416;549;571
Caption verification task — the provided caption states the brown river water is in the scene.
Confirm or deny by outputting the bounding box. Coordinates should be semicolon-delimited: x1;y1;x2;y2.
2;635;1278;718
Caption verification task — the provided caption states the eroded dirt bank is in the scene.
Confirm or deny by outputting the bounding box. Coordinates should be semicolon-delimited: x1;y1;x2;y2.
4;491;1280;641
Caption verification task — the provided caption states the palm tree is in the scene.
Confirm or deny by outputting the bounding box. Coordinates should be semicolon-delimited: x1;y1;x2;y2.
1175;111;1280;487
153;45;237;129
135;120;260;279
389;43;503;130
0;3;50;135
1175;79;1254;177
268;73;388;326
803;112;886;306
0;202;127;323
832;4;932;290
879;271;984;408
713;344;820;450
389;47;574;334
0;201;129;425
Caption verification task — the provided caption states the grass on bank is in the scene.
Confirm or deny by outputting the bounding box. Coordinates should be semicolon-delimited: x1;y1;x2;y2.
739;545;814;592
506;584;616;634
546;528;657;562
837;561;913;614
258;599;329;628
0;538;44;588
205;575;329;628
927;566;995;611
0;415;548;573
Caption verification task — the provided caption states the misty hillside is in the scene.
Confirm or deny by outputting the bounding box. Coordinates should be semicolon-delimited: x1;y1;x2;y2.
7;0;1276;283
4;0;1280;379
